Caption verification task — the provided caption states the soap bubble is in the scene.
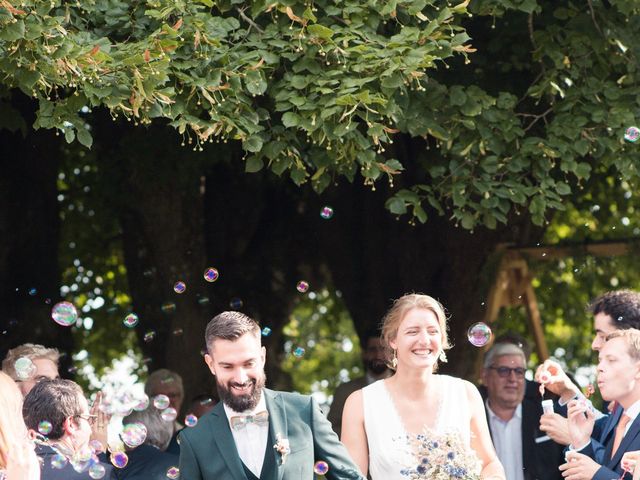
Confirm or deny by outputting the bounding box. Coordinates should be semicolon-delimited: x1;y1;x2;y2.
110;452;128;469
293;347;306;358
153;394;170;410
123;313;139;328
161;407;178;422
467;322;492;347
88;464;106;479
52;301;78;326
624;126;639;143
204;268;219;282
173;281;186;294
14;357;36;380
296;281;309;293
185;414;198;427
320;206;334;219
166;466;180;479
314;460;330;475
38;420;53;435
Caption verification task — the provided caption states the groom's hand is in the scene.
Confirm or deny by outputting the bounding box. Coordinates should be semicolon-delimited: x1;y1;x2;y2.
559;451;600;480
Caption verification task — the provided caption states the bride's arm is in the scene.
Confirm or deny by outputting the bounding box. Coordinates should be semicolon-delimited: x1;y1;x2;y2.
341;390;369;477
464;381;506;480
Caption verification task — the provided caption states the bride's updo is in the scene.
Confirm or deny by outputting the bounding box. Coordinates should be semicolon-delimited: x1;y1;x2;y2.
380;293;451;368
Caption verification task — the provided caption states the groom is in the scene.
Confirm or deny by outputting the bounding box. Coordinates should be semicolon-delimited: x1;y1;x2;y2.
178;311;365;480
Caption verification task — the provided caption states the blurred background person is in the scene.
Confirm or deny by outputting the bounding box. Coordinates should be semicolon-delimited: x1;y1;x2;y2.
116;406;179;480
144;369;184;455
186;394;216;419
2;343;60;396
328;335;391;437
23;379;115;480
0;371;40;480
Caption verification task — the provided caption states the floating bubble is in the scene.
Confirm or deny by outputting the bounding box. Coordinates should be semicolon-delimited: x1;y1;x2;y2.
110;452;128;469
38;420;53;435
67;365;78;375
143;330;156;343
89;440;105;454
123;313;139;328
14;357;36;380
173;281;186;294
293;347;306;358
261;327;272;337
28;288;37;296
314;460;330;475
197;296;210;305
161;302;176;314
52;301;78;327
229;298;243;309
624;126;640;143
172;328;183;336
133;395;150;411
153;394;170;410
467;322;492;347
166;467;180;479
204;267;219;282
51;453;68;469
89;464;106;479
121;423;147;448
161;407;178;422
185;414;198;428
296;281;309;293
320;206;334;220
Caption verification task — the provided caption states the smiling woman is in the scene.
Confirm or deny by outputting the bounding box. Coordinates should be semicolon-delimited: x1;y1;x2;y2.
341;293;506;480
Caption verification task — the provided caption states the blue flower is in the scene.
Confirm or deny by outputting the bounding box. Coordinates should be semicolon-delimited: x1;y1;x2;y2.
447;451;456;460
416;465;427;475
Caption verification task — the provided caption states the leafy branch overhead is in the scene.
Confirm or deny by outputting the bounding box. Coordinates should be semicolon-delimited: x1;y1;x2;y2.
1;0;639;229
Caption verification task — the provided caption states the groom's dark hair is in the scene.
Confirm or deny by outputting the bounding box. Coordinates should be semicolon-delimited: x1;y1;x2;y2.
205;311;261;350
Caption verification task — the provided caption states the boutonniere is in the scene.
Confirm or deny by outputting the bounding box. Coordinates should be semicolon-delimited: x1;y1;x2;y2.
273;433;290;465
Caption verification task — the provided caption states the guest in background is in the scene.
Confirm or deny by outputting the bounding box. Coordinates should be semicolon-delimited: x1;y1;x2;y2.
2;343;60;396
116;406;179;480
328;335;392;438
145;369;184;455
23;379;115;480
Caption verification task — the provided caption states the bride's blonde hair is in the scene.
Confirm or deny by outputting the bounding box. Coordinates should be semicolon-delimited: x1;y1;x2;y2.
380;293;451;369
0;371;29;470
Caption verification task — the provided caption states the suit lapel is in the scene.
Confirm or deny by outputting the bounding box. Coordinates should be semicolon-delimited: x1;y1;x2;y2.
521;400;536;477
265;389;288;480
209;402;247;480
610;413;640;467
603;407;623;462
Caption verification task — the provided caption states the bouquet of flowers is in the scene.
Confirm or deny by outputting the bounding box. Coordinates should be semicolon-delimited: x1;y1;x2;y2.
400;430;481;480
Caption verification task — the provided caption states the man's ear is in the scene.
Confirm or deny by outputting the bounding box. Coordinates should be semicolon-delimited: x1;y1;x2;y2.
63;416;78;435
204;353;216;375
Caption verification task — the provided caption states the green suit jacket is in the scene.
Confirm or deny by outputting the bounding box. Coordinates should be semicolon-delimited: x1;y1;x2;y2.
178;388;365;480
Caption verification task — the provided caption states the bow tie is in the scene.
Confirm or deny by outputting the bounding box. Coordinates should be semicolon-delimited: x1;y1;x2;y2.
229;410;269;431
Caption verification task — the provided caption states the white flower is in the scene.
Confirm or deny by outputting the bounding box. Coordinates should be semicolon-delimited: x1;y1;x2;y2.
273;433;291;465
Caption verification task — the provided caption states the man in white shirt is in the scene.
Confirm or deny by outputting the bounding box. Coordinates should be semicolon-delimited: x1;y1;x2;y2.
482;343;564;480
178;310;365;480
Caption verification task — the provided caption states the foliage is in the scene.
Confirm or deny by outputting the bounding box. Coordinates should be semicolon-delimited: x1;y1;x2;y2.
2;0;639;231
280;288;362;402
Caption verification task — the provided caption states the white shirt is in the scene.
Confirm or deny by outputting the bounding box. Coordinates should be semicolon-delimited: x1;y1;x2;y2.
486;401;524;480
622;399;640;435
223;395;269;478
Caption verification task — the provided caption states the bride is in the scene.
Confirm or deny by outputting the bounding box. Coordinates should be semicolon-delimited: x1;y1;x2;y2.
341;294;505;479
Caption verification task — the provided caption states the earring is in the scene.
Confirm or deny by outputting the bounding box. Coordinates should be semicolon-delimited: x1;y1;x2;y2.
391;349;398;369
438;350;448;363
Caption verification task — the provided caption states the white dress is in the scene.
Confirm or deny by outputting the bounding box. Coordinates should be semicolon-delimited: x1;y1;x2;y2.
362;375;473;480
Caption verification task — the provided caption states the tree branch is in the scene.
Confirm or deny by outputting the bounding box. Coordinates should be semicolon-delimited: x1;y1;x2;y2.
236;7;264;34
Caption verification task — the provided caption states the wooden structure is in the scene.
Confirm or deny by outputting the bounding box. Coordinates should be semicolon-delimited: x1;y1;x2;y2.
477;240;638;375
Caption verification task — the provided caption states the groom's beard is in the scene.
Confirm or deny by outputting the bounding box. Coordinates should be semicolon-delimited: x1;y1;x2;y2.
217;373;266;412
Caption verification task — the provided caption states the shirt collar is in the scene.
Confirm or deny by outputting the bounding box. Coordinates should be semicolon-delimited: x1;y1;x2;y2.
223;393;267;425
486;399;522;422
624;399;640;422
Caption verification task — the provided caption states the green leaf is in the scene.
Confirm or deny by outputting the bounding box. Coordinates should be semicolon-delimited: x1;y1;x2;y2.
307;24;334;41
245;156;264;172
64;128;76;144
76;127;93;149
386;197;407;215
243;135;263;153
282;112;300;128
0;19;25;41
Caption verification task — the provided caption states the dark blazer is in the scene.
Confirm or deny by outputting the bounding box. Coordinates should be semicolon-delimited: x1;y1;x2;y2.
580;407;640;480
36;444;116;480
327;376;370;437
484;396;565;480
178;388;365;480
113;444;179;480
